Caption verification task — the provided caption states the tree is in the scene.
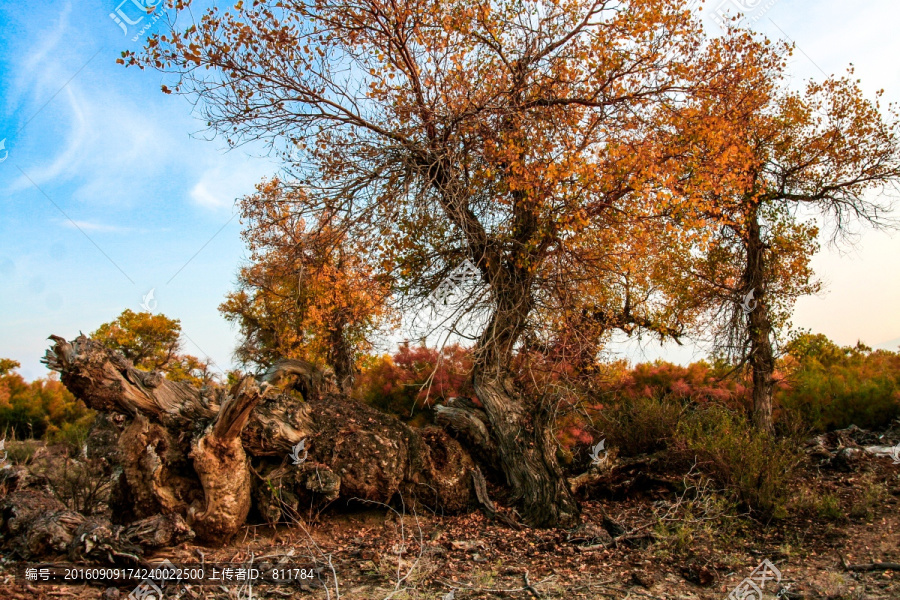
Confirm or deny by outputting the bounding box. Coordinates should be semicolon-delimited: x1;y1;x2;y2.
92;309;183;371
124;0;762;526
0;358;92;440
779;332;900;431
93;309;217;385
667;34;900;433
220;180;392;393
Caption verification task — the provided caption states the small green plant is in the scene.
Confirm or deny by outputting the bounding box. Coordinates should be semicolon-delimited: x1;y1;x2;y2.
3;438;43;466
848;478;888;521
816;493;844;521
653;473;744;555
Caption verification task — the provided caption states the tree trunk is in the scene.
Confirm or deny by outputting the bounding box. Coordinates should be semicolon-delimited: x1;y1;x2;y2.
327;319;356;395
469;298;580;528
745;207;776;435
472;364;580;527
40;335;475;549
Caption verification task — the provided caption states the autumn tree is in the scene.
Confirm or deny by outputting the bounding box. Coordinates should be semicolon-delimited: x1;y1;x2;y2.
125;0;770;526
666;33;900;433
220;180;391;393
93;309;217;386
0;358;92;440
93;309;183;371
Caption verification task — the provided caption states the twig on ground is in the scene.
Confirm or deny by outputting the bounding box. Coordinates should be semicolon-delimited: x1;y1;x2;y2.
845;561;900;572
523;570;542;598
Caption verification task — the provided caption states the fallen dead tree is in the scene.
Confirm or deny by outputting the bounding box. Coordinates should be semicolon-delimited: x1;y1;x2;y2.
1;335;476;558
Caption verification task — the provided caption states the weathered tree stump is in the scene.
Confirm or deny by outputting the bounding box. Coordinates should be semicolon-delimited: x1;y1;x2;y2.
35;334;475;551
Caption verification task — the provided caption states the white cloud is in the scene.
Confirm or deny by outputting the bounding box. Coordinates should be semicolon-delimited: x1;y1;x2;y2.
189;163;268;212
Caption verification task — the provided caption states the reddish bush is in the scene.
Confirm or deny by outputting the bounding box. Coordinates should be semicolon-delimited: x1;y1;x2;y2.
354;343;475;426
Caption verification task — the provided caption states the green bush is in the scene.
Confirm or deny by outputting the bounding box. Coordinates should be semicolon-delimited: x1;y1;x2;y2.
46;416;95;452
779;334;900;431
670;406;801;517
600;394;685;456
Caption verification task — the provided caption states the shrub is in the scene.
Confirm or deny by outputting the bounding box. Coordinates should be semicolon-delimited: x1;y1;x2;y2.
2;437;43;466
815;493;844;521
779;334;900;431
599;394;685;456
670;406;801;517
594;359;751;412
653;475;741;555
30;450;112;515
354;343;475;426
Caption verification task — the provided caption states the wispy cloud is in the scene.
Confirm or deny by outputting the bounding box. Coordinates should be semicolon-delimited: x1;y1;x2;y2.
189;163;268;212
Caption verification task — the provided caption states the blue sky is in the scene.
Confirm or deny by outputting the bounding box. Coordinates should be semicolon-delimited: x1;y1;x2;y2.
1;0;899;380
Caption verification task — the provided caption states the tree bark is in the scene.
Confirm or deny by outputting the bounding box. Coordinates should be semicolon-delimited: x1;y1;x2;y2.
41;335;475;548
469;299;580;528
744;206;776;435
472;363;580;527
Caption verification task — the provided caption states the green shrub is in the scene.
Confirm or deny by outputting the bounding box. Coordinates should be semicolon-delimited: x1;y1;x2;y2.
46;416;96;452
779;334;900;431
816;493;844;521
848;477;889;522
670;406;801;517
600;394;685;456
653;476;741;555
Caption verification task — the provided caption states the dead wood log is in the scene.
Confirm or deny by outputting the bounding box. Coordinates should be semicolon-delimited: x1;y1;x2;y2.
188;376;268;540
42;335;476;548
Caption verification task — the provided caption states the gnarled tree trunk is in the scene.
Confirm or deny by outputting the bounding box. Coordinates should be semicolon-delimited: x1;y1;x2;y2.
470;354;580;528
463;290;580;528
40;335;474;548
